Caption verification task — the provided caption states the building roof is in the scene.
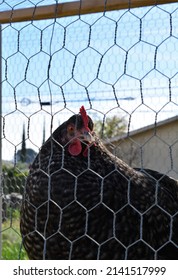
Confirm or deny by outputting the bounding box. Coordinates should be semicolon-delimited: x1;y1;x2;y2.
105;115;178;144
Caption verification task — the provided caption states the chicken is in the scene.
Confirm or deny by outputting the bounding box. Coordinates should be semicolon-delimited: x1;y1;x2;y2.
20;106;178;260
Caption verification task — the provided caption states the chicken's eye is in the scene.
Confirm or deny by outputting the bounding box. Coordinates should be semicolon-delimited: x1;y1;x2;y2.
67;125;74;134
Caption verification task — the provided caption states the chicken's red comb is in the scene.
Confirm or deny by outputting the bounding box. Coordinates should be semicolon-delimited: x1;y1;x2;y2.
80;106;89;131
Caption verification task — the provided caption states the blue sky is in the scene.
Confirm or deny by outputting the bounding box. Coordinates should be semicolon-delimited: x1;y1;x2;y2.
1;1;178;160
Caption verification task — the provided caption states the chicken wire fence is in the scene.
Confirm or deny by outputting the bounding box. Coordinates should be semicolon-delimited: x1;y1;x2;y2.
0;0;178;259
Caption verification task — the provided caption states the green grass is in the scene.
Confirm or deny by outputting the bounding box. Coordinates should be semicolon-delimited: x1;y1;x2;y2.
1;209;28;260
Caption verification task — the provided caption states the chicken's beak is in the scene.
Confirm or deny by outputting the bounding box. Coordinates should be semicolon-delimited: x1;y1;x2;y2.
84;131;95;143
80;129;95;143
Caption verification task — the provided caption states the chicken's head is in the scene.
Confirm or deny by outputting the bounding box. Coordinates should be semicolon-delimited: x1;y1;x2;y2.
55;106;95;157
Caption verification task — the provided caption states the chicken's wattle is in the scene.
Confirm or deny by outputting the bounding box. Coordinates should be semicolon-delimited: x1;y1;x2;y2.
68;139;82;156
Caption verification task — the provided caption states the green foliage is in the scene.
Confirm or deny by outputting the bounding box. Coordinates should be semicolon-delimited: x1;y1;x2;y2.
16;123;37;163
2;240;27;260
1;163;29;259
20;123;27;163
2;209;28;260
94;115;127;139
16;148;37;164
2;163;28;195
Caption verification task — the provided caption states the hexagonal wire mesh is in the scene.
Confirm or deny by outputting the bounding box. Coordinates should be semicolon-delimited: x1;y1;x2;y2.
0;0;178;259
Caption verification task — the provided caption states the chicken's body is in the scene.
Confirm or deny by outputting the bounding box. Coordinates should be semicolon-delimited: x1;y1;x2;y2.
20;107;178;259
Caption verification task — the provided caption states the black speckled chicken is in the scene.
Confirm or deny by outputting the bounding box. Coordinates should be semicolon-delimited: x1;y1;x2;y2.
20;106;178;260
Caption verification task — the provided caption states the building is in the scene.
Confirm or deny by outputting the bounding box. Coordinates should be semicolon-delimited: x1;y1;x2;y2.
105;115;178;179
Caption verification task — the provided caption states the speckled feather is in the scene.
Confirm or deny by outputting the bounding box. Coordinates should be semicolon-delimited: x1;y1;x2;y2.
20;111;178;260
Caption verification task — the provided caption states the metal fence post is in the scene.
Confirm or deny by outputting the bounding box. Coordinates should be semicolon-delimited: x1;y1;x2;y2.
0;24;2;259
